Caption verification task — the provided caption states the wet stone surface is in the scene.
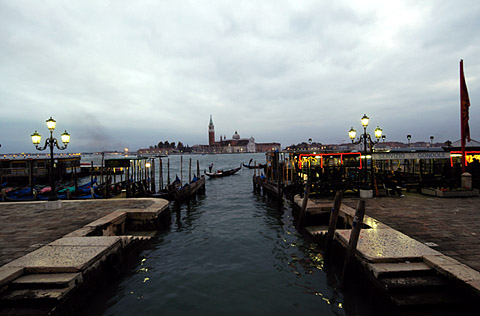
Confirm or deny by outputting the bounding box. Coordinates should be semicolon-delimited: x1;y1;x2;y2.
0;199;154;267
336;228;440;262
341;193;480;272
4;243;118;273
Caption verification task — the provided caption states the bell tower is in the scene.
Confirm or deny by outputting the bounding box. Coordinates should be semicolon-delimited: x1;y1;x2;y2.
208;115;215;146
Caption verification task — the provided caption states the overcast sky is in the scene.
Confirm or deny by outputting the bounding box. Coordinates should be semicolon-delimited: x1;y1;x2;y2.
1;0;479;153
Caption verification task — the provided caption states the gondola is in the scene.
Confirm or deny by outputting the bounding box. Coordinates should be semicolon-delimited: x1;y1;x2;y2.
205;165;242;178
1;180;100;201
242;163;266;169
148;174;205;201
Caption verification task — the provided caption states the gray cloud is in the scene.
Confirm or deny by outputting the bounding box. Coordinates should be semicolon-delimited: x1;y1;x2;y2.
1;0;479;153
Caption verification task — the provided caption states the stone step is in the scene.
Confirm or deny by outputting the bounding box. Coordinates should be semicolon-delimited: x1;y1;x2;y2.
390;290;463;307
120;235;152;248
305;225;329;236
1;286;75;304
126;231;157;237
379;275;447;292
367;262;433;278
11;273;82;289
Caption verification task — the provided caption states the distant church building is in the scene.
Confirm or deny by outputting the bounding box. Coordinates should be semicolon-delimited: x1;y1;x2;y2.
193;116;280;153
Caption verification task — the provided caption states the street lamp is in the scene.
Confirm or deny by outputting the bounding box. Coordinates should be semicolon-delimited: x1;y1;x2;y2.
31;117;71;200
348;114;383;190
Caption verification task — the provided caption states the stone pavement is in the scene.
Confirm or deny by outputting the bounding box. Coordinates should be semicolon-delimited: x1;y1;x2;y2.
341;193;480;272
0;199;155;267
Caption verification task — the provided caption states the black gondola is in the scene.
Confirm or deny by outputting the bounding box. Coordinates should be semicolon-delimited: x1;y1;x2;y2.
242;163;266;169
205;166;242;178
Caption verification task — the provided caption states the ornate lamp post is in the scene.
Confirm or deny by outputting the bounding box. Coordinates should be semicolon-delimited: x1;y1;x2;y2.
31;117;71;200
348;114;383;190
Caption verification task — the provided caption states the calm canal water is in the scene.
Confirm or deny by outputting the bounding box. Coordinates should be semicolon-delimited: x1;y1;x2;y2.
84;153;379;316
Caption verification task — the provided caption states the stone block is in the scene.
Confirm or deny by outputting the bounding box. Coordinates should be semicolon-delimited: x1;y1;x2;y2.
457;188;479;197
461;172;472;189
305;226;328;236
4;237;121;273
435;189;458;197
86;211;126;236
149;199;169;211
367;262;432;278
63;226;97;238
421;188;436;196
4;287;74;301
0;267;24;287
360;189;373;198
336;229;440;263
424;255;480;283
12;273;83;288
49;236;122;250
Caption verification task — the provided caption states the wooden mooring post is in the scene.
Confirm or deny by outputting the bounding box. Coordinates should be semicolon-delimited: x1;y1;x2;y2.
340;199;366;289
275;151;282;199
159;158;163;191
151;158;156;193
324;190;343;261
167;158;170;185
253;161;257;191
126;164;130;198
296;177;311;229
189;158;192;183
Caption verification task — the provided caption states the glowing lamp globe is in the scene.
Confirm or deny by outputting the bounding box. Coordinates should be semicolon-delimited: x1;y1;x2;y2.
348;127;357;141
361;114;369;128
31;131;41;145
46;117;56;131
61;130;70;144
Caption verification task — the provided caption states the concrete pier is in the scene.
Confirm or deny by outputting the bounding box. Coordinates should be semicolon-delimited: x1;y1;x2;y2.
295;193;480;314
0;198;170;315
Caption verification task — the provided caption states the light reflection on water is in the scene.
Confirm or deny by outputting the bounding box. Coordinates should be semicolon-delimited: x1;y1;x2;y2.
83;153;378;316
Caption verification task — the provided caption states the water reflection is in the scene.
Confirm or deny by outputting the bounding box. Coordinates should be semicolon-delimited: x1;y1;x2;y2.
83;154;379;316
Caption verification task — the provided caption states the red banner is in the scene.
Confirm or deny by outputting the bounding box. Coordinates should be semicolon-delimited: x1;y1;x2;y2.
460;59;471;143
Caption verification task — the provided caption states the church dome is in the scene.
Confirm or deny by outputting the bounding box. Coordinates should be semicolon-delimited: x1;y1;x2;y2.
232;131;240;140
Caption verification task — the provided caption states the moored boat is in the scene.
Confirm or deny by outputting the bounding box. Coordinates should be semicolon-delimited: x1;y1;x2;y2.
205;165;241;178
242;163;266;169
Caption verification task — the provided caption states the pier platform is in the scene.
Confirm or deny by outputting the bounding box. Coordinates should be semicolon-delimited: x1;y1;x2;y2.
297;193;480;314
0;198;170;315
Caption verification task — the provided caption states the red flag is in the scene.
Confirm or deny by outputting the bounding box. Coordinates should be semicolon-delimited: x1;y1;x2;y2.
460;59;471;142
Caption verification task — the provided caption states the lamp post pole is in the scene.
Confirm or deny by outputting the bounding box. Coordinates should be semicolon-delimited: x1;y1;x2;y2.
362;126;368;186
31;117;71;201
48;130;55;200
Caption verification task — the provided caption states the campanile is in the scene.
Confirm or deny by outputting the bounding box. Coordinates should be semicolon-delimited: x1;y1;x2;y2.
208;115;215;146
